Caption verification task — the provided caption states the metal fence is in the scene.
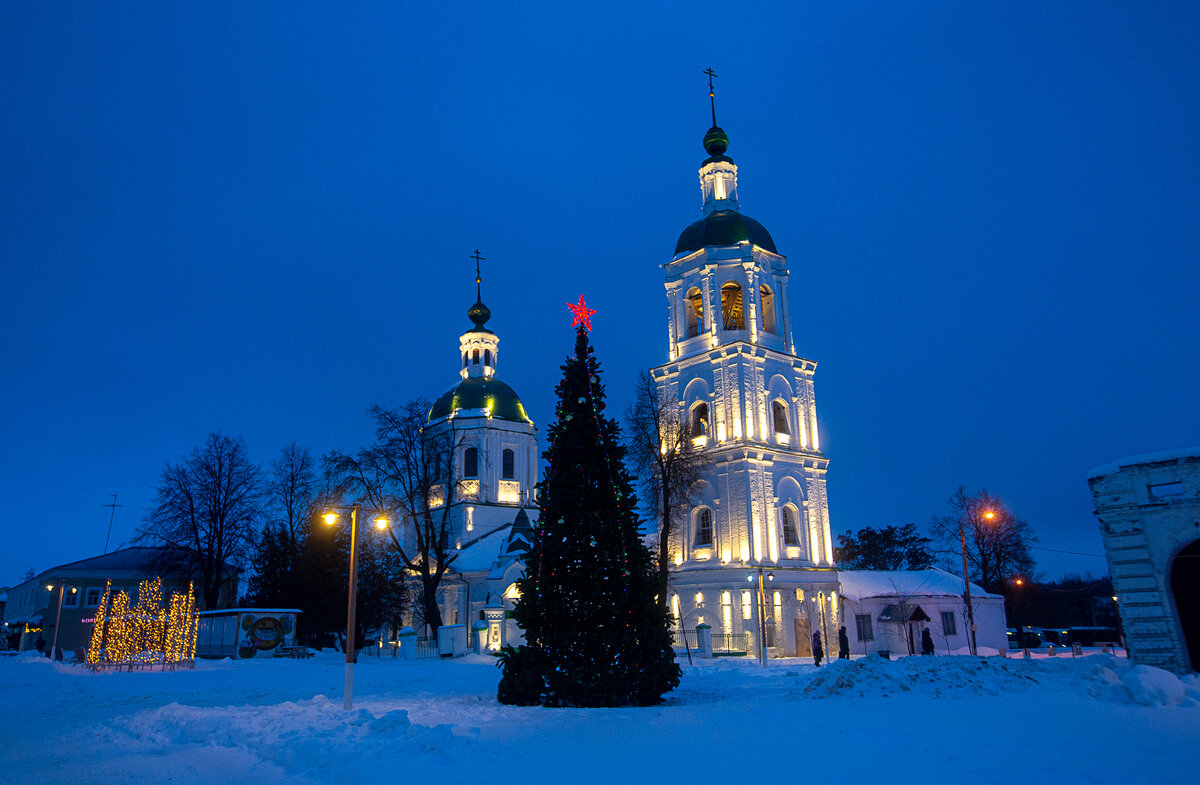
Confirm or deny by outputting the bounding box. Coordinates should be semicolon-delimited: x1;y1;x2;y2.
713;632;751;654
415;636;439;660
670;629;751;655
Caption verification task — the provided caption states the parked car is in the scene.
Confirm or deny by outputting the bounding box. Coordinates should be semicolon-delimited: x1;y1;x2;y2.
1067;626;1120;647
1007;627;1045;649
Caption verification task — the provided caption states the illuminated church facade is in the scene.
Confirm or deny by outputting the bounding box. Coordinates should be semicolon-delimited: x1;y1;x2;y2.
652;120;841;657
416;274;537;643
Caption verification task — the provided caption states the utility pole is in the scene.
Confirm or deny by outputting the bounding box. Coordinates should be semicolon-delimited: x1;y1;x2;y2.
103;494;123;553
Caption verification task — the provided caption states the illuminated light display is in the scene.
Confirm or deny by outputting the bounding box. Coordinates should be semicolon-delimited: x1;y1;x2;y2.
86;578;197;671
567;295;597;331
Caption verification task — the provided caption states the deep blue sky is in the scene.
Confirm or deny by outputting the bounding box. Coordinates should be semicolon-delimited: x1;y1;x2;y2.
3;3;1198;586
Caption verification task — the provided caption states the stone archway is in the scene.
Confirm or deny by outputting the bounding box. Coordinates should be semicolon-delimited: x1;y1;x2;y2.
1170;539;1200;672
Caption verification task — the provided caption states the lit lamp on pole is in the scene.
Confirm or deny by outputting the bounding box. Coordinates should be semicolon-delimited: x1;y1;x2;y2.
45;582;77;662
746;567;775;668
322;502;390;711
959;508;995;657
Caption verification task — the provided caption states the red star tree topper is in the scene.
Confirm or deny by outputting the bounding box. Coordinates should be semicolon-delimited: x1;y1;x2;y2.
567;295;597;331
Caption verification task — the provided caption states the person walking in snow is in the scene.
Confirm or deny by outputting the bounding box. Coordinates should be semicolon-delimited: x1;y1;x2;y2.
812;631;824;666
838;626;850;660
921;628;935;656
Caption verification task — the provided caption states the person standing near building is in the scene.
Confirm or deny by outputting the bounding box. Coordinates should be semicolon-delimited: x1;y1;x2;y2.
921;628;935;656
838;626;850;660
812;631;824;666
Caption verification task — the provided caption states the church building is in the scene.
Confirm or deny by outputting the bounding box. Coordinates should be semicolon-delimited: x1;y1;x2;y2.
654;107;840;657
418;265;537;643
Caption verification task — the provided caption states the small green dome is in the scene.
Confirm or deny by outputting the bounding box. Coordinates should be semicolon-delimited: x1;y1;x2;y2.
703;125;729;157
674;210;777;257
428;376;531;424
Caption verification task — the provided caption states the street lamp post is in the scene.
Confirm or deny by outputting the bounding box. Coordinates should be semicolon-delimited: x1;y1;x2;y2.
960;508;994;657
45;583;77;662
747;567;774;668
323;503;390;710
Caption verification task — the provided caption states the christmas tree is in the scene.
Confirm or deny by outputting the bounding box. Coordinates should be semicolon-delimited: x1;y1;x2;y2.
498;324;680;707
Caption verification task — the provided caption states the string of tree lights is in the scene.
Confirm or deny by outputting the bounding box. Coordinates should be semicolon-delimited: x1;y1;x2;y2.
497;315;679;707
86;578;198;671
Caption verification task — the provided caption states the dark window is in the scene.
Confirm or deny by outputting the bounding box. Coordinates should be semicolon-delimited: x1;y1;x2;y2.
695;508;713;546
856;614;874;642
464;447;478;478
85;588;101;607
502;449;515;480
1149;481;1184;498
63;589;79;608
484;349;492;366
721;282;744;330
782;506;800;546
772;400;789;435
941;611;957;636
471;349;480;365
685;287;703;338
462;354;468;369
691;402;709;436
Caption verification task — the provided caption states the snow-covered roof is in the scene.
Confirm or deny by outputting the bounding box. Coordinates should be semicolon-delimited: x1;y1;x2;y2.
1088;447;1200;479
837;568;998;602
196;608;301;616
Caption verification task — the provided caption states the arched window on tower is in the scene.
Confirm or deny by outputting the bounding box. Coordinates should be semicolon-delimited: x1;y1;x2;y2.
690;402;709;436
484;349;492;366
694;507;714;547
463;447;478;478
472;349;480;365
782;505;800;547
502;449;514;480
685;287;703;338
721;282;744;330
760;285;776;333
772;400;790;435
462;353;468;369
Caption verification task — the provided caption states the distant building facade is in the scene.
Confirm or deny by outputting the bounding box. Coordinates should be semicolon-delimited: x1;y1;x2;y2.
1090;449;1200;674
1;547;238;655
838;569;1007;657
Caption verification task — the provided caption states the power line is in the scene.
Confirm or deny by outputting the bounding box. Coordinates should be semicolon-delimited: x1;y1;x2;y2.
1029;544;1105;558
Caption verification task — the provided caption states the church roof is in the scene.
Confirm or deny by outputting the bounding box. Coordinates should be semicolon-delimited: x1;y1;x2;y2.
428;376;531;424
674;209;777;257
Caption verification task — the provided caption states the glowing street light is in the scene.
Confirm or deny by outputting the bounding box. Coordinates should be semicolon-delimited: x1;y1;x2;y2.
44;582;77;662
960;507;997;657
322;502;391;710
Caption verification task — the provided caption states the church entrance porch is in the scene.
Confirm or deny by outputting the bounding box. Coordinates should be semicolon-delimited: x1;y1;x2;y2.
1170;539;1200;672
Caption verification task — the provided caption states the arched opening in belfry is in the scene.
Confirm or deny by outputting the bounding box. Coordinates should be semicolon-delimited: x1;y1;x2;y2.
759;285;776;333
720;282;744;330
685;287;703;338
1170;539;1200;672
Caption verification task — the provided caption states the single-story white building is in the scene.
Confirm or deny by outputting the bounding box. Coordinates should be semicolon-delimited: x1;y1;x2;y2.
837;568;1008;657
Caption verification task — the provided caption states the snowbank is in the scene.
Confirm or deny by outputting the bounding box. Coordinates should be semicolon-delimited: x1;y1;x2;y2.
105;695;461;776
799;653;1200;706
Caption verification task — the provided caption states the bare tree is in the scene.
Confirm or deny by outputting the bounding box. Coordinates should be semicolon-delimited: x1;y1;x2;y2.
327;401;462;635
268;442;316;554
930;487;1036;594
625;369;704;601
139;433;264;608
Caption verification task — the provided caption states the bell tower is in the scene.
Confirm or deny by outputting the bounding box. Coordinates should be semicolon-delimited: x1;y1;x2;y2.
652;77;839;657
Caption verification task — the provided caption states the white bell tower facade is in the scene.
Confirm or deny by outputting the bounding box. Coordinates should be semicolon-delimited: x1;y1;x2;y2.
653;118;839;658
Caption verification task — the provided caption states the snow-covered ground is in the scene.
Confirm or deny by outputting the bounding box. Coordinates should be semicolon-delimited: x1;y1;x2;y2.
2;650;1197;784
